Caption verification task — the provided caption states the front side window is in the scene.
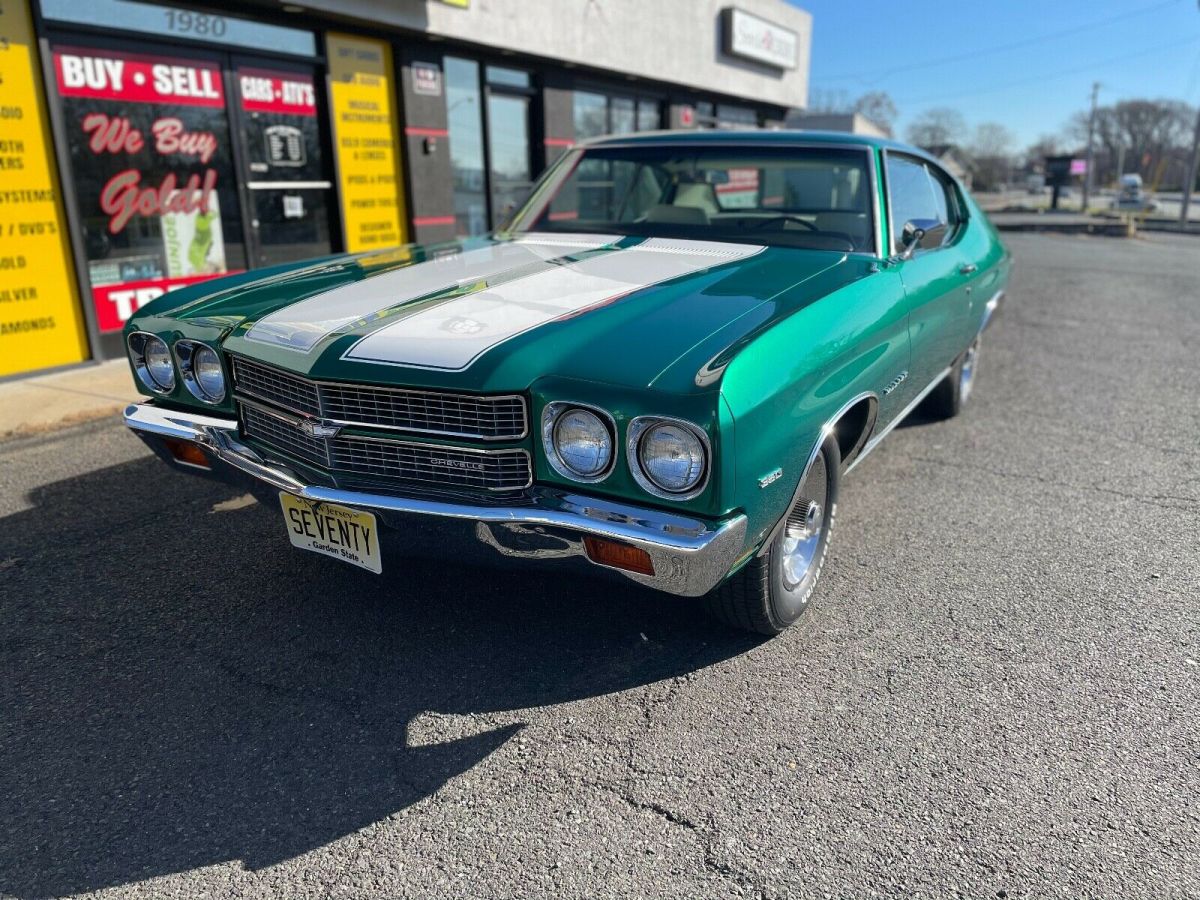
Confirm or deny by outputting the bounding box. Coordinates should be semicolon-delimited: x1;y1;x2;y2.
514;145;875;253
886;154;962;251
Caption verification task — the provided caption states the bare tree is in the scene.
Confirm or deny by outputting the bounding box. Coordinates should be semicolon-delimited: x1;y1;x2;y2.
854;92;897;136
1066;99;1195;188
905;107;967;148
1024;135;1063;170
805;89;898;136
807;88;854;115
969;123;1017;191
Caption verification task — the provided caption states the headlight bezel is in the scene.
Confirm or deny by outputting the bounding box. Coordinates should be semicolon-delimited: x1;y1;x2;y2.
175;340;227;404
627;415;711;501
541;401;616;483
127;331;176;394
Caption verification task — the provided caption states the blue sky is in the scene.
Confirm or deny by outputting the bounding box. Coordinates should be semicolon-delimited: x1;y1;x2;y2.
788;0;1200;149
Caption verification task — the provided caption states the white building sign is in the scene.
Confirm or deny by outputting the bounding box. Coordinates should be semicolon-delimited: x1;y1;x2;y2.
722;7;798;71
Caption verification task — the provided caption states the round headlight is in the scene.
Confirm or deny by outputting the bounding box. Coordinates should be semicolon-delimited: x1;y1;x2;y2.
552;408;613;478
192;345;225;401
638;422;706;495
143;336;175;391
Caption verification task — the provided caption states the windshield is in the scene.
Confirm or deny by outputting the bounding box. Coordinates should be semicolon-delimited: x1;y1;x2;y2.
511;145;876;253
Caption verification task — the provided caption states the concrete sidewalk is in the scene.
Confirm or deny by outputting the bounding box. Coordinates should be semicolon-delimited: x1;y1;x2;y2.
0;360;136;442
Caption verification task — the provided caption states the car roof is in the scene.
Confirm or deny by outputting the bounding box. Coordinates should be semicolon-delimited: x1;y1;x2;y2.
580;129;939;163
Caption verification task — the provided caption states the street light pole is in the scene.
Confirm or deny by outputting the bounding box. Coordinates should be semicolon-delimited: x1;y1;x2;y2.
1082;81;1100;212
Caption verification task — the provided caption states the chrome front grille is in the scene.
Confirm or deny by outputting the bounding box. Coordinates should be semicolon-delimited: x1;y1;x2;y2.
329;437;531;492
242;404;329;467
233;357;321;417
240;402;532;493
232;357;527;440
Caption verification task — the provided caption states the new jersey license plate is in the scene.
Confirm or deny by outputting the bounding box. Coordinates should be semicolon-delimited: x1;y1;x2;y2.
279;492;382;574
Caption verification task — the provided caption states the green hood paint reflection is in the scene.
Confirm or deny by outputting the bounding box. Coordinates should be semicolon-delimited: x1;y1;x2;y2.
137;235;865;396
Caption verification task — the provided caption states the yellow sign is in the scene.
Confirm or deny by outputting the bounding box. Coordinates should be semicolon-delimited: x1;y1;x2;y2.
326;32;408;252
0;0;88;377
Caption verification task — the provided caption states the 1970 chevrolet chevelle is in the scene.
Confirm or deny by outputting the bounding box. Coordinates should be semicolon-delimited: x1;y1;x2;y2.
123;131;1009;635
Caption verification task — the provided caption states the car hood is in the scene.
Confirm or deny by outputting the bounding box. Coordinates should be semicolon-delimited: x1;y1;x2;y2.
143;232;870;394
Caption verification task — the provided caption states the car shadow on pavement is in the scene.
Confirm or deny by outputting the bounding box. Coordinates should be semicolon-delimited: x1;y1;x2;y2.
0;454;759;897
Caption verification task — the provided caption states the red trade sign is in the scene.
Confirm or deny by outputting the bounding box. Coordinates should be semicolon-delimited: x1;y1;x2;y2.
92;273;237;332
237;67;317;116
54;48;224;108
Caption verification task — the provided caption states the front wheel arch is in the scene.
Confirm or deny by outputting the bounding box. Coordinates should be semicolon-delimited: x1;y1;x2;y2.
756;391;877;559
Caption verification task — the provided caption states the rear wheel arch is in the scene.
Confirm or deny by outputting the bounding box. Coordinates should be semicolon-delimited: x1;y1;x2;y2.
831;394;878;473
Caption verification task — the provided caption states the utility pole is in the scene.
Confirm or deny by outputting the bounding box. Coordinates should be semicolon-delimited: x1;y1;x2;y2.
1181;106;1200;225
1183;0;1200;225
1082;81;1100;212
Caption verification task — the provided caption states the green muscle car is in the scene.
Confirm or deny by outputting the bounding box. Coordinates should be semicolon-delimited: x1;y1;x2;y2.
123;131;1010;635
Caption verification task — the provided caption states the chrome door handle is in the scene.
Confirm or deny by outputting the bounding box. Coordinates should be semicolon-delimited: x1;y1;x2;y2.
959;263;978;275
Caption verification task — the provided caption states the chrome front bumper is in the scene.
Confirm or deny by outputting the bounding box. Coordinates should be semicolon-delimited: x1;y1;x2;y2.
123;402;747;597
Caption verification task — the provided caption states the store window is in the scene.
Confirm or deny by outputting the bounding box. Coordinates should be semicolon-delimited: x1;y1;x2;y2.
47;21;332;336
573;91;608;141
611;97;635;135
716;104;759;128
445;57;487;236
51;44;247;333
572;89;662;140
637;99;660;132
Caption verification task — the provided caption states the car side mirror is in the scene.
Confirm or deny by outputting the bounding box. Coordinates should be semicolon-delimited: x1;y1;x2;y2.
899;218;947;259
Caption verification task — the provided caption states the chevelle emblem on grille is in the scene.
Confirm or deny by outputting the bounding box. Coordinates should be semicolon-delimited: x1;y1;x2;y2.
298;419;343;439
430;456;487;472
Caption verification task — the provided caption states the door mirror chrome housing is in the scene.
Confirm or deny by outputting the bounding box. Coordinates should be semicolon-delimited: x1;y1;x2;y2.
899;218;947;259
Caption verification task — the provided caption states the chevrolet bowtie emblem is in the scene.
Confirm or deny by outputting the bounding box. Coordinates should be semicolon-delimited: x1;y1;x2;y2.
298;419;342;439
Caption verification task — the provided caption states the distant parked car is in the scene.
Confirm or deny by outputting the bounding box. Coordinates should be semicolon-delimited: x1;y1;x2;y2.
1112;174;1157;212
123;131;1011;635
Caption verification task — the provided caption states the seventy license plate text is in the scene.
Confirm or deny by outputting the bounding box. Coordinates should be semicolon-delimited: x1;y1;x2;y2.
279;492;382;574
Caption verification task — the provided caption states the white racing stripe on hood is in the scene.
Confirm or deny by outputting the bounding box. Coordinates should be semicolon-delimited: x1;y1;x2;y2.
244;233;620;352
342;238;765;371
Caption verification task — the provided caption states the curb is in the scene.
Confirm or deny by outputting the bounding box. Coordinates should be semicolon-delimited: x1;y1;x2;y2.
991;220;1133;237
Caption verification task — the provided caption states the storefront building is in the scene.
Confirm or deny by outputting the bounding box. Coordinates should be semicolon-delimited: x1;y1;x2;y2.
0;0;811;377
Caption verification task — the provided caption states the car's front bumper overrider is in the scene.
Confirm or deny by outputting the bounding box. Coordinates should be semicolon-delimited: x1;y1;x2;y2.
123;401;747;596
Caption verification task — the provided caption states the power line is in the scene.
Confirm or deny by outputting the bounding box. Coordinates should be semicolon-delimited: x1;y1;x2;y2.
816;0;1181;85
893;35;1200;105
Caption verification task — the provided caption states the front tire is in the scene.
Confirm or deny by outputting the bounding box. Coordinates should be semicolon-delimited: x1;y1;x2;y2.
704;435;840;635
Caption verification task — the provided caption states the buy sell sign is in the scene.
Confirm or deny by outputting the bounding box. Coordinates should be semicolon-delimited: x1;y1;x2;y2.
0;0;89;377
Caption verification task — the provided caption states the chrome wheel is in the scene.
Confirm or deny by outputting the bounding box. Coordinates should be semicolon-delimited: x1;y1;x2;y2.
779;452;829;591
960;339;980;405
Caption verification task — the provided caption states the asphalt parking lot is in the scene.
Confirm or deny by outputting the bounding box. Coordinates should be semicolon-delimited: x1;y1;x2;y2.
1;232;1197;898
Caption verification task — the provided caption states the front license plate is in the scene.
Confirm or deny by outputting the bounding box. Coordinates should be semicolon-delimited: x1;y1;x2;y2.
279;492;382;574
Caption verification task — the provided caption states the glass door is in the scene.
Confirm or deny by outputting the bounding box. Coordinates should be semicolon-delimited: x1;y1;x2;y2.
483;66;533;230
231;57;335;266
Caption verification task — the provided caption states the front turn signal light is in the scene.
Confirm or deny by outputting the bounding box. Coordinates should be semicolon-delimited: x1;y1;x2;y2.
163;438;211;470
583;537;655;576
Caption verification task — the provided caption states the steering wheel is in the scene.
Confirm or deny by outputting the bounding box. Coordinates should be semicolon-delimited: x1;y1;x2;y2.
747;214;819;231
